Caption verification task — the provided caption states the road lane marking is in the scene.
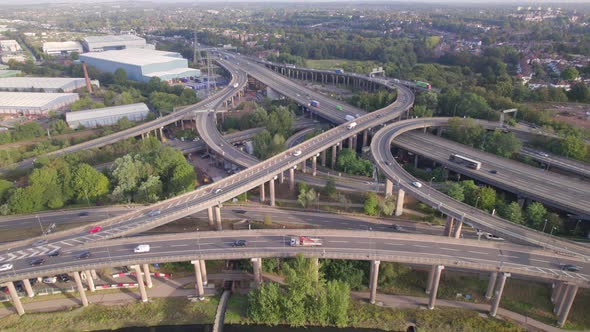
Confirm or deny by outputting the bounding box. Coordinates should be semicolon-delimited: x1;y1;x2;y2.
530;259;550;263
468;251;488;255
170;244;189;247
413;245;429;248
500;255;519;259
440;247;459;251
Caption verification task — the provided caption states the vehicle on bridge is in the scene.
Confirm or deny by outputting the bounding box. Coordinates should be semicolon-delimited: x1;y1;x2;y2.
88;226;102;234
449;154;482;170
233;83;239;88
415;81;432;90
0;263;13;272
289;236;323;246
134;244;150;253
347;122;357;130
336;105;343;111
334;69;344;74
310;100;320;108
345;114;356;122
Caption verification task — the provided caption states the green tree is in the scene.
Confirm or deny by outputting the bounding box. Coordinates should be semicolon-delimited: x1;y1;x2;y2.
297;186;316;208
446;182;465;202
71;164;110;203
479;186;497;212
484;131;522;158
326;280;350;327
561;67;579;81
50;119;72;135
363;192;379;216
248;282;281;325
568;83;590;102
136;175;163;203
378;195;396;216
114;68;128;86
526;202;547;228
503;201;524;224
267;106;294;137
459;180;480;206
557;133;588;160
323;177;337;198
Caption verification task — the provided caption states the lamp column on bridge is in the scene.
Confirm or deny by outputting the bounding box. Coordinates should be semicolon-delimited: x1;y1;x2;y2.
191;260;205;300
5;282;25;315
490;272;510;317
251;258;263;286
427;265;444;309
73;271;89;307
131;265;149;302
369;260;381;304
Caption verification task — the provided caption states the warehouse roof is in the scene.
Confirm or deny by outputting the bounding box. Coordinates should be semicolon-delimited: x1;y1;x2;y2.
0;77;86;90
83;35;145;43
80;49;182;66
144;67;200;78
0;92;78;107
65;103;149;122
43;41;82;51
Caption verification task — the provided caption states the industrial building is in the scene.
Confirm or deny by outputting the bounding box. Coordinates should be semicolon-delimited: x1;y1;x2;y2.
43;41;83;55
0;92;79;115
82;35;151;52
0;77;98;92
0;40;21;53
80;49;200;83
65;103;149;129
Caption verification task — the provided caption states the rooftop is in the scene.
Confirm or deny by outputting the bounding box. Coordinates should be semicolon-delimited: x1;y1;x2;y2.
43;41;82;51
0;77;86;90
79;49;182;67
83;35;145;43
0;92;78;107
65;103;149;121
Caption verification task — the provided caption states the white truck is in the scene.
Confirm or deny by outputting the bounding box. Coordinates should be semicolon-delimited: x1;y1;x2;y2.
345;114;356;122
347;122;357;130
233;83;239;88
290;236;323;247
134;244;150;253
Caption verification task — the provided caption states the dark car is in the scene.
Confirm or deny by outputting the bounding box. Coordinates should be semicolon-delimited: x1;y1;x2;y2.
391;224;402;231
78;211;89;217
57;274;71;282
489;170;498;174
232;240;247;247
76;251;91;259
29;257;45;266
48;248;61;257
32;239;48;247
561;264;581;272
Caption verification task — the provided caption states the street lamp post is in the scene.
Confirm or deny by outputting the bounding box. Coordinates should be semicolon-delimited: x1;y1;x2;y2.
36;215;46;237
429;177;435;197
542;219;548;233
550;226;557;236
317;193;320;212
474;196;481;210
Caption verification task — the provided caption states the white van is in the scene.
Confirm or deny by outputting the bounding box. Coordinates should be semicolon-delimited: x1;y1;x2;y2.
134;244;150;253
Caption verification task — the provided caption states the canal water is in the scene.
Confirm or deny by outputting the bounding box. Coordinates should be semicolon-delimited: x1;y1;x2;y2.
98;325;393;332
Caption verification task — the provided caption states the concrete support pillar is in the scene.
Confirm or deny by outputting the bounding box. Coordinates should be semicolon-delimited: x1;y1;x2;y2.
191;260;205;300
490;272;510;317
289;168;295;192
200;260;208;286
143;264;153;288
73;271;89;307
269;178;275;207
414;154;419;168
348;136;354;150
427;265;444;309
362;130;369;147
385;179;393;197
302;160;307;173
425;265;435;294
321;150;326;167
369;260;381;304
259;183;266;203
251;258;262;286
453;220;463;239
22;279;34;298
331;145;337;169
485;271;498;300
312;156;317;176
339;141;344;151
159;127;164;141
551;282;564;304
207;207;214;226
443;216;454;237
279;171;284;184
84;270;95;292
6;282;24;315
394;188;405;216
90;269;98;279
557;284;579;327
554;283;568;314
132;265;148;302
215;205;222;231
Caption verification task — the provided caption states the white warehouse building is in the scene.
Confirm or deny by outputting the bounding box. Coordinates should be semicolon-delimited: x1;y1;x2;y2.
43;41;83;55
0;77;98;92
79;48;200;83
0;92;79;115
82;35;151;52
65;103;150;129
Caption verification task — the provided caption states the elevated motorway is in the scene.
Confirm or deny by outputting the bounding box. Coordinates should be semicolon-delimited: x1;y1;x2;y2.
372;117;590;257
519;147;590;179
395;130;590;219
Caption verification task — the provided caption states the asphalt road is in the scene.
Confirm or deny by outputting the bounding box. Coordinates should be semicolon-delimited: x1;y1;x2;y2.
395;131;590;219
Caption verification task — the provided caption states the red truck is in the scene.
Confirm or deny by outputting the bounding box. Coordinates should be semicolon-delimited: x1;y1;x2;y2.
289;236;323;246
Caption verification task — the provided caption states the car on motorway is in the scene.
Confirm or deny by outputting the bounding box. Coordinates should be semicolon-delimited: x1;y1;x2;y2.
47;248;61;257
292;149;302;157
32;239;48;246
42;277;57;284
213;188;223;194
484;233;504;241
232;240;247;247
29;257;45;266
146;210;161;217
57;274;71;282
390;224;402;231
134;244;150;253
385;161;392;166
88;226;102;234
411;181;422;188
78;211;89;216
560;264;581;272
76;251;91;259
537;151;549;157
489;170;498;174
0;263;13;271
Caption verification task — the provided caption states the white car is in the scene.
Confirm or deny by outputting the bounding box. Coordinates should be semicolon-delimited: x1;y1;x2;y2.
0;263;13;272
411;181;422;188
134;244;150;253
42;277;57;284
292;150;302;157
485;233;505;241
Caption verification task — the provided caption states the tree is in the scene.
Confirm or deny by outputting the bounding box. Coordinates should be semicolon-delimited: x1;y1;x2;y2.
297;186;316;208
526;202;547;228
561;67;579;81
479;186;497;212
459;180;480;206
568;83;590;103
326;280;350;327
484;131;522;158
557;133;588;160
70;51;79;60
363;192;379;216
323;177;337;198
114;68;128;86
503;202;524;224
266;106;294;137
136;175;162;203
71;164;110;203
248;282;281;325
446;182;464;202
378;195;396;216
